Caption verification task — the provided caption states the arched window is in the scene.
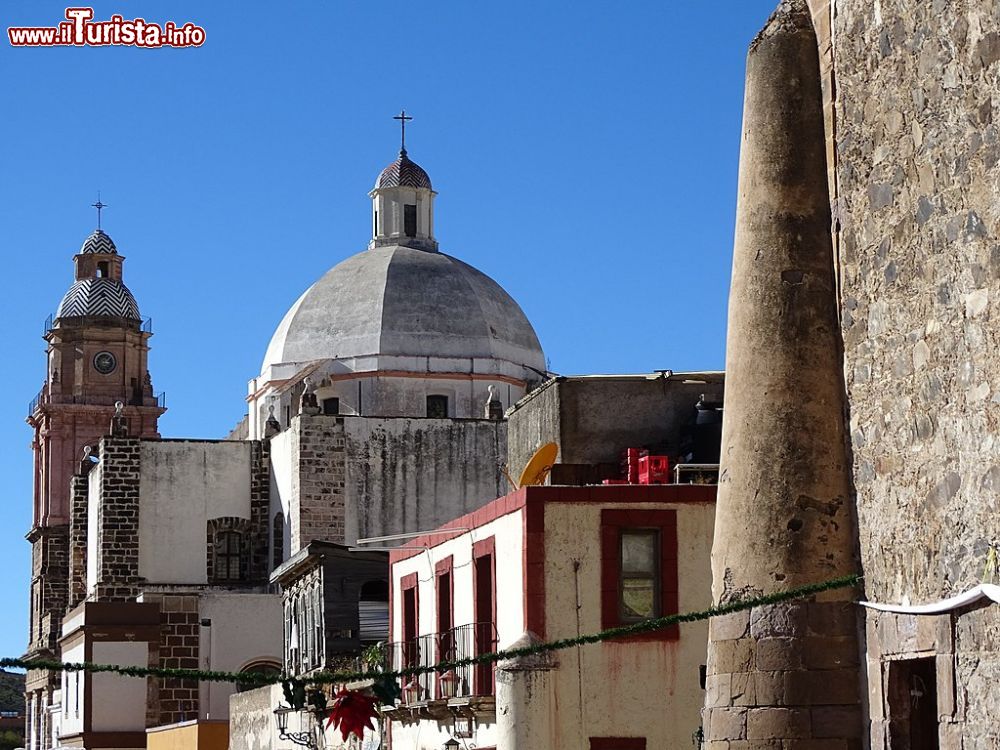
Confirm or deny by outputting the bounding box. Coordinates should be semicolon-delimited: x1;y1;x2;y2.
207;517;251;584
214;531;243;581
236;660;281;693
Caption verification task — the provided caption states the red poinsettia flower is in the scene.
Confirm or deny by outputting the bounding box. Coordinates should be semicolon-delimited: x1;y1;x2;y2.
326;688;377;741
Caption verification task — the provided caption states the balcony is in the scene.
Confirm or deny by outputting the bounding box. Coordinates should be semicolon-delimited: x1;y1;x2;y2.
385;622;497;721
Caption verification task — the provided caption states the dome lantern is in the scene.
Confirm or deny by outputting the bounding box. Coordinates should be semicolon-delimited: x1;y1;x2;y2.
369;111;438;252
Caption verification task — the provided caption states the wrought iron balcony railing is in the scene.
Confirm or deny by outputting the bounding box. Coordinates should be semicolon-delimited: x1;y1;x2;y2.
387;622;498;705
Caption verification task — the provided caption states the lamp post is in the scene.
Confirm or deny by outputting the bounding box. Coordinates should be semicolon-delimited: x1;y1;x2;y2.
443;739;460;750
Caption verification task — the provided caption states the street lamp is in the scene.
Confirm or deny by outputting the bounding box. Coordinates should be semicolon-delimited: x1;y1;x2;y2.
274;705;318;750
443;739;460;750
438;670;459;699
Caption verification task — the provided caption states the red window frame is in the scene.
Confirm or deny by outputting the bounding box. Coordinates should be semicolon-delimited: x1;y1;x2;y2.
434;556;455;698
600;509;678;641
473;536;497;695
400;572;419;668
590;738;646;750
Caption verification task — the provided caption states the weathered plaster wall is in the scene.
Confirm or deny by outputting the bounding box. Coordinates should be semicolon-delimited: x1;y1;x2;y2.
507;375;723;477
198;592;282;720
138;441;252;584
544;500;715;750
344;416;506;543
833;0;1000;745
228;684;281;750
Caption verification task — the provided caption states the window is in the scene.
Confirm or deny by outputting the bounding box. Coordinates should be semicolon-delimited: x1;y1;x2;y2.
401;573;419;669
600;509;678;640
214;531;243;581
359;580;389;644
97;261;109;277
435;557;454;697
322;397;339;415
619;530;659;622
236;661;281;693
426;394;448;419
373;210;378;236
404;204;417;237
473;537;497;695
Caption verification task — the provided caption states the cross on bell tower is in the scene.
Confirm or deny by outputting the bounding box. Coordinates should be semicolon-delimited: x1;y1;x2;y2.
92;193;107;230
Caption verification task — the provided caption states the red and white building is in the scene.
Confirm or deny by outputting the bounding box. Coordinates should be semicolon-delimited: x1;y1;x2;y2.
386;483;716;750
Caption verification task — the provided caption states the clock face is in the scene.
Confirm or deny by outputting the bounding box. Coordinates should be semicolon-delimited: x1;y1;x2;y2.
93;351;117;375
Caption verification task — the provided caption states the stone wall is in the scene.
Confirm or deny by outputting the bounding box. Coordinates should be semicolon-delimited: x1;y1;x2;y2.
68;473;90;609
288;415;347;552
143;594;201;726
27;526;69;655
832;0;1000;745
248;440;271;579
92;437;143;600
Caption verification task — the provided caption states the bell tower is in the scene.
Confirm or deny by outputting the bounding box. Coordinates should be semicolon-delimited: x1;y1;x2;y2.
24;213;165;749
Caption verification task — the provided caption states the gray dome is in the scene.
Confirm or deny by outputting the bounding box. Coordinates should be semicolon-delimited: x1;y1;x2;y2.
374;152;433;190
80;229;117;254
56;278;141;320
262;245;544;375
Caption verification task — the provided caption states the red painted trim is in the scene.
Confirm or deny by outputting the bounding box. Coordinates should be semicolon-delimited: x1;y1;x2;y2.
400;573;419;644
435;555;454;634
523;495;546;638
600;509;679;642
473;536;497;695
590;738;646;750
388;485;714;564
472;537;495;559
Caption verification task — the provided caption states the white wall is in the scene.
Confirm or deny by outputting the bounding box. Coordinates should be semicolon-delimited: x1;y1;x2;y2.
91;641;148;732
390;507;524;645
86;466;101;594
270;429;293;566
198;592;283;719
60;640;85;738
138;441;251;584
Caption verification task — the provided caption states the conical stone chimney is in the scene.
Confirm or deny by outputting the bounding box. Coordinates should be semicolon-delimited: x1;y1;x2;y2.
702;1;863;745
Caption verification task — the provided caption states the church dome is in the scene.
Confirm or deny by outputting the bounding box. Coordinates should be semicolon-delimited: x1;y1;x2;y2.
56;277;141;320
374;152;433;191
261;244;544;377
79;229;117;254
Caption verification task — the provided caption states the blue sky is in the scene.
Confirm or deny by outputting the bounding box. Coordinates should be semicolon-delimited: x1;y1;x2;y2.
1;1;775;659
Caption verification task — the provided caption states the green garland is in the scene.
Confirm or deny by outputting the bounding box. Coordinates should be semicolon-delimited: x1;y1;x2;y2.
1;574;860;687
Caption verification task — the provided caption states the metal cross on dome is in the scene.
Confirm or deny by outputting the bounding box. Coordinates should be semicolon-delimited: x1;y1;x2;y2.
393;110;413;154
92;193;108;230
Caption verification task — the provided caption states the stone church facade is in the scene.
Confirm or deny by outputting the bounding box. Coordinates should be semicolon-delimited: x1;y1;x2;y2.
22;139;548;750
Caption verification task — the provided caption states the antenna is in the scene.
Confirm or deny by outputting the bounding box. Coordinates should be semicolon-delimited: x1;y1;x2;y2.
516;442;559;488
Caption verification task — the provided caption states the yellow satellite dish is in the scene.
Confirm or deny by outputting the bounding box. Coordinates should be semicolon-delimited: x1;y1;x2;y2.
517;442;559;488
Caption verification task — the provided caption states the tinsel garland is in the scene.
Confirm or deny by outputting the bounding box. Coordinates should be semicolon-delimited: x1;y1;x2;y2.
0;573;860;686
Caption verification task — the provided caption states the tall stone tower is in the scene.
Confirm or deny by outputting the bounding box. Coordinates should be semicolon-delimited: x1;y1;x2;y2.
702;1;863;746
24;222;164;750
